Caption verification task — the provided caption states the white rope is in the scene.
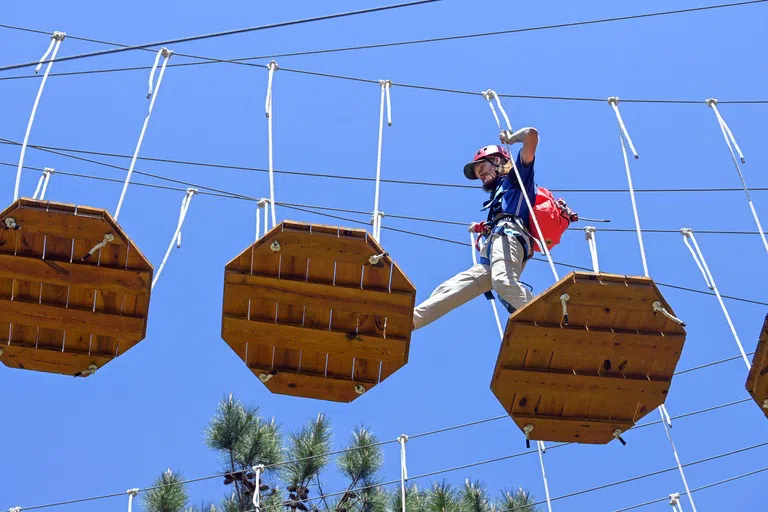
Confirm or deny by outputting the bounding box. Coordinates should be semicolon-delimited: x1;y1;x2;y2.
14;31;65;202
32;167;54;200
609;97;649;277
265;60;279;229
82;233;114;262
469;230;506;344
114;47;173;221
536;441;554;512
256;198;269;240
126;488;139;512
398;434;408;512
481;89;559;282
652;301;685;326
559;293;570;326
9;507;21;512
681;229;751;369
152;188;197;290
372;80;392;243
658;406;698;512
706;99;768;257
669;493;683;512
252;464;265;511
584;226;600;273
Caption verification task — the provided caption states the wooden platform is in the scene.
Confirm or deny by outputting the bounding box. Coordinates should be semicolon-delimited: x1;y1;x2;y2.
221;221;416;403
745;314;768;419
0;199;153;377
490;272;686;444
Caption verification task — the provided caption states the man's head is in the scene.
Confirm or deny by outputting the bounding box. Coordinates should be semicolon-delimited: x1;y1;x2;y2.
463;145;511;192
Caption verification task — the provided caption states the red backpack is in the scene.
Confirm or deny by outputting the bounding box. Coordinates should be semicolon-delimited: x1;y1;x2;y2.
528;186;578;253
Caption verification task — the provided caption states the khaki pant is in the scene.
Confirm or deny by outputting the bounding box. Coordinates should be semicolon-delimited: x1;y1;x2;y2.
413;231;533;330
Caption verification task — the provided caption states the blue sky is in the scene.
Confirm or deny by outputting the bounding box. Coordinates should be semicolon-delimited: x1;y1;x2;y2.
1;0;766;510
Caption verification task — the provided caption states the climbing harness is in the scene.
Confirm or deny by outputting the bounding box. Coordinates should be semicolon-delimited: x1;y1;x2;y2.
398;434;408;512
681;228;750;369
114;47;173;221
31;167;54;200
265;61;279;228
706;98;768;257
152;188;198;290
372;79;392;242
14;31;65;202
127;488;140;512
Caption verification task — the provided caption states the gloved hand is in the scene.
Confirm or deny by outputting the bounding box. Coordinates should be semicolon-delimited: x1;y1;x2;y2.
468;221;487;233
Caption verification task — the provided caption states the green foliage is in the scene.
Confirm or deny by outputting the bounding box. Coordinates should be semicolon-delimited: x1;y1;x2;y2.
147;395;540;512
284;413;332;486
425;481;460;512
337;427;383;486
142;469;189;512
459;480;490;512
495;487;538;512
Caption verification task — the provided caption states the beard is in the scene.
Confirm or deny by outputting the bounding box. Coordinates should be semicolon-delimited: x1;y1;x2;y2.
481;172;500;192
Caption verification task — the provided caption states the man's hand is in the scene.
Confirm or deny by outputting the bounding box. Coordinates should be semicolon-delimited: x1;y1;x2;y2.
468;221;487;233
499;127;538;165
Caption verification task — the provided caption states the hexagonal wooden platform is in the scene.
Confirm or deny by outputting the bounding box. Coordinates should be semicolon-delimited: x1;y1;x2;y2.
0;199;153;377
491;272;686;444
221;221;416;403
745;313;768;419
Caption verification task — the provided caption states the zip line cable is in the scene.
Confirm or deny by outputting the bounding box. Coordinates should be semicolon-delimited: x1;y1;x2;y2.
612;466;768;512
9;397;754;512
3;137;768;195
2;156;766;309
1;0;767;107
0;1;440;73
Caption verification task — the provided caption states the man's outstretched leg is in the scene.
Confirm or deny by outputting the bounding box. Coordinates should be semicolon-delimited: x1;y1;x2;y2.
412;264;492;330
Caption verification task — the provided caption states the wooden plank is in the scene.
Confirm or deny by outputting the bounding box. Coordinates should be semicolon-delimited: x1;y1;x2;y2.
225;272;413;322
300;225;337;376
512;414;635;444
264;229;377;266
250;366;373;403
8;208;126;245
508;322;684;360
0;298;145;341
36;233;72;359
273;254;307;372
326;257;361;381
69;237;105;357
11;224;45;347
0;342;113;376
497;367;670;403
0;252;151;295
746;314;768;418
0;227;19;344
223;316;405;363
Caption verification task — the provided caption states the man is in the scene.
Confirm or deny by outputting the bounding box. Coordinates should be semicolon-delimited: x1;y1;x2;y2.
412;127;539;330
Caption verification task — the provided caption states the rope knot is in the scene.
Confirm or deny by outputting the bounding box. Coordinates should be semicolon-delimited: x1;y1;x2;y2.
612;428;627;446
368;252;388;266
127;488;140;497
82;234;114;261
9;507;22;512
607;96;619;106
584;226;596;239
354;384;366;395
680;228;693;237
4;217;18;230
481;89;497;101
160;47;173;59
668;493;681;506
705;98;718;108
52;31;66;41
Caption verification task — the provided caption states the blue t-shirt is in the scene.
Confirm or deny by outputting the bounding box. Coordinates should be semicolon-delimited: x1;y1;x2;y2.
483;149;536;224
